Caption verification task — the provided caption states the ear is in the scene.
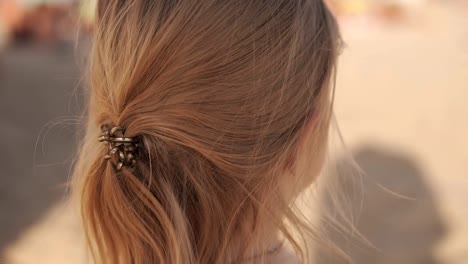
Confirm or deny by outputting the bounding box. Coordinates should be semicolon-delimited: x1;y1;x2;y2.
284;110;319;172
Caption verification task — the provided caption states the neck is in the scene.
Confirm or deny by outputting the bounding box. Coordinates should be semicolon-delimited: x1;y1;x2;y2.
227;212;283;263
224;178;297;263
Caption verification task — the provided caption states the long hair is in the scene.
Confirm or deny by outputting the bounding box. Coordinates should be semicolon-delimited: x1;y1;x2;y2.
73;1;341;263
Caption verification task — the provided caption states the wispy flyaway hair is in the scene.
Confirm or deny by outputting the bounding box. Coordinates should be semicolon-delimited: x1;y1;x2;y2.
73;0;341;263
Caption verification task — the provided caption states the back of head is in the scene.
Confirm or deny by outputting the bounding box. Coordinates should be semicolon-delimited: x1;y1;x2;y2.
73;1;340;263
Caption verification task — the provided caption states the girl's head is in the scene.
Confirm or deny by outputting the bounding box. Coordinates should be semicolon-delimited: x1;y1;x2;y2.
74;0;340;263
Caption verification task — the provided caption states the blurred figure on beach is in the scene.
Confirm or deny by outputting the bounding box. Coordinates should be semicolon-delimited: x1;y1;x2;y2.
326;0;428;22
0;0;23;48
0;0;77;46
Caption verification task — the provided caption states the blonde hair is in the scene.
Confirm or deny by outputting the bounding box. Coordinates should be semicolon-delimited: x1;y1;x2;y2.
73;1;340;263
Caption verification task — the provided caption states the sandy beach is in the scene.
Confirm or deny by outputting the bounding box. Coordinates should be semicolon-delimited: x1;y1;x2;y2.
0;1;467;263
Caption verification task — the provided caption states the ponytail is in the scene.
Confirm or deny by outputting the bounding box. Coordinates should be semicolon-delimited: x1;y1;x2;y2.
76;124;195;263
73;0;340;263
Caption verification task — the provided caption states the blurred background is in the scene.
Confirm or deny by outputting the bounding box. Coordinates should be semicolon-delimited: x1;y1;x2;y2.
0;0;467;263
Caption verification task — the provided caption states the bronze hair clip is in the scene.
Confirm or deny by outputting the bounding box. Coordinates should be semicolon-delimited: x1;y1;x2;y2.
98;125;139;171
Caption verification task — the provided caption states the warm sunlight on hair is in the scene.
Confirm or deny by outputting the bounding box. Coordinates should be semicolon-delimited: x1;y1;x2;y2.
72;1;341;263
